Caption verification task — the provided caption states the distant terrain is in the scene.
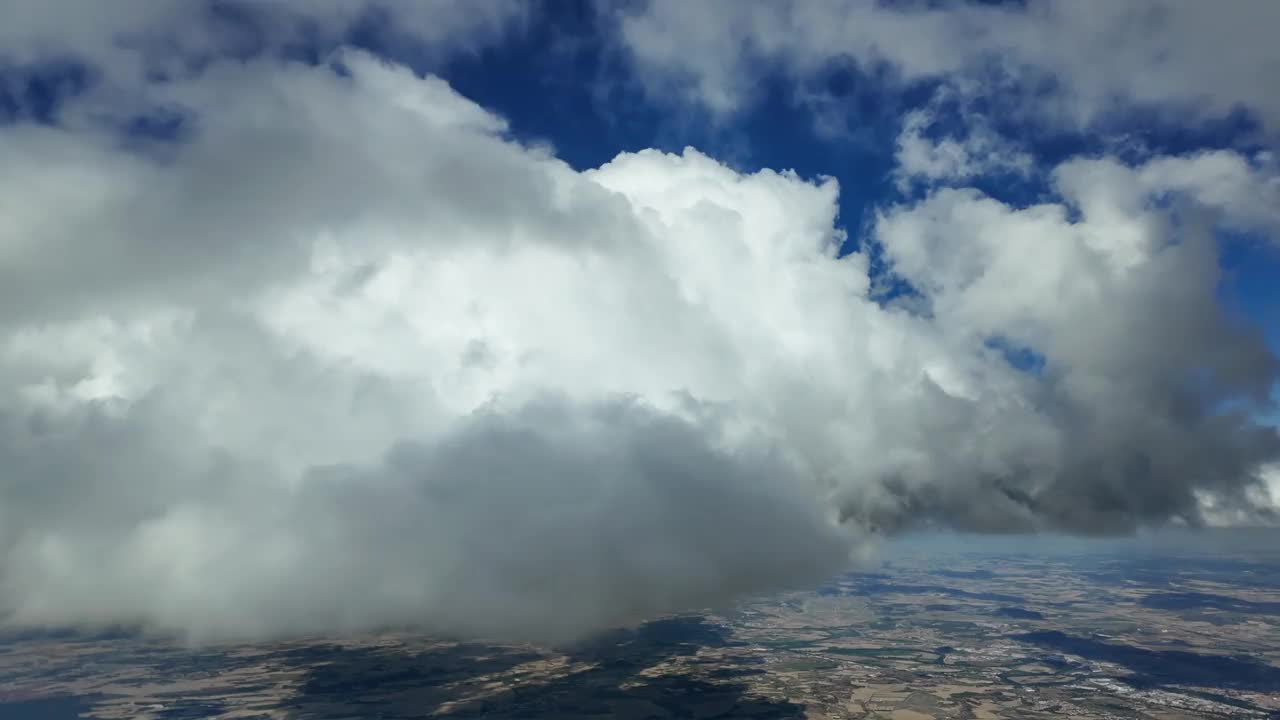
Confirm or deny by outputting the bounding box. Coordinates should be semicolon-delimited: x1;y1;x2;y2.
3;529;1278;719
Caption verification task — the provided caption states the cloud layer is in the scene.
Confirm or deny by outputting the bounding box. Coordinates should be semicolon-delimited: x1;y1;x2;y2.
615;0;1280;134
1;2;1278;644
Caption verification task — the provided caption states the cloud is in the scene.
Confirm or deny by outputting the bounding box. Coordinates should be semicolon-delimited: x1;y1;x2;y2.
0;0;526;88
875;153;1280;532
0;6;1277;644
893;106;1035;192
612;0;1280;134
1;48;869;643
2;389;851;643
1198;463;1280;527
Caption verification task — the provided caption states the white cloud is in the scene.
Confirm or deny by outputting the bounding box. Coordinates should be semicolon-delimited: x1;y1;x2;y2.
893;108;1034;191
613;0;1280;134
1;48;873;643
874;149;1280;531
0;0;526;86
0;7;1277;644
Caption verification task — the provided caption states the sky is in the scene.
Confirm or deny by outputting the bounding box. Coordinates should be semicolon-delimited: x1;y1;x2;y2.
1;0;1279;644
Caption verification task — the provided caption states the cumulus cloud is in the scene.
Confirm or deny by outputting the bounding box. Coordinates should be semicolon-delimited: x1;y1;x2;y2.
1;46;870;643
875;156;1280;532
612;0;1280;134
0;3;1277;645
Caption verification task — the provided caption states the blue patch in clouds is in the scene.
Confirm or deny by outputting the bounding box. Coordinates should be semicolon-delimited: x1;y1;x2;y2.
986;337;1048;376
0;59;95;125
